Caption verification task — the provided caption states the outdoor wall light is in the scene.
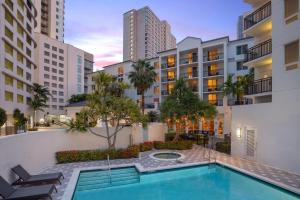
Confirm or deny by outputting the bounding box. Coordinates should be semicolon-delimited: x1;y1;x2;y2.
236;128;242;138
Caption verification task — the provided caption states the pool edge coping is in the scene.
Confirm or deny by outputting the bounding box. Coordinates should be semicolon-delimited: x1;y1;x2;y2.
62;160;300;200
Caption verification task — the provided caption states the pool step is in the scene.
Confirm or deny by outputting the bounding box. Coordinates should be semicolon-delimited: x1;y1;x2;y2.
76;167;140;191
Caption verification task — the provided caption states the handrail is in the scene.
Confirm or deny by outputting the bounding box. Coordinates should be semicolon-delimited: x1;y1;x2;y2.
244;1;271;30
107;154;112;185
245;39;272;62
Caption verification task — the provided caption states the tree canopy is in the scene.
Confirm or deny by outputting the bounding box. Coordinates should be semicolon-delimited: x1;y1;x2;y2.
0;107;7;128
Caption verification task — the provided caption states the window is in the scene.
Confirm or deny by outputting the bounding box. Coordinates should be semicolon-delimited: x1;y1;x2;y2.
59;84;64;89
59;77;64;82
52;76;57;80
59;49;64;54
26;35;31;46
5;42;13;56
237;62;248;71
44;43;50;49
17;0;24;10
44;59;50;64
52;83;57;87
59;63;64;68
17;39;23;50
5;0;13;10
44;66;50;71
17;11;24;23
26;48;31;57
285;0;299;24
17;24;24;36
44;51;50;56
236;45;248;55
5;91;13;102
52;105;57;109
17;52;24;63
59;106;64;110
52;61;57;66
44;82;50;86
26;72;31;81
59;70;64;75
59;98;64;103
5;75;13;86
5;59;13;71
17;94;24;103
52;98;57;102
207;79;217;89
154;86;160;94
52;53;57;59
5;27;13;41
154;62;159;69
52;68;57;73
59;56;64;61
285;40;299;70
59;91;64;96
17;66;23;77
52;91;57;95
44;74;50;79
17;81;23;90
5;8;13;25
208;94;217;104
52;46;57;51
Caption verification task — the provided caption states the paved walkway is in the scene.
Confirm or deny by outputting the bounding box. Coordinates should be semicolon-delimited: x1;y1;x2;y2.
44;146;300;200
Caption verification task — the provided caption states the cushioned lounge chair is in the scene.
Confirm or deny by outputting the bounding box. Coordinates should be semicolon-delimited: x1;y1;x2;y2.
0;176;56;200
12;165;63;185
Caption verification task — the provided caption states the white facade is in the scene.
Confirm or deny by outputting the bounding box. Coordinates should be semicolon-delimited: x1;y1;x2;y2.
123;6;176;61
33;0;65;42
34;33;92;119
231;0;300;174
0;0;37;122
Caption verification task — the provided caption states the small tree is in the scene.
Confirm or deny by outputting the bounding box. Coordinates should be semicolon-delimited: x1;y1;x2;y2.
69;71;145;149
160;78;217;141
0;107;7;134
13;109;27;132
29;83;51;128
147;111;159;122
128;59;157;114
68;94;87;103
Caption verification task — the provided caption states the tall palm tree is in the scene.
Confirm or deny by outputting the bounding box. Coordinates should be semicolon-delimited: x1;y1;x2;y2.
128;59;157;114
29;83;51;128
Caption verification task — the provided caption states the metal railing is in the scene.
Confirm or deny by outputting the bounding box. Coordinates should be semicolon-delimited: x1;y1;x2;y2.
107;155;112;184
161;63;176;69
161;76;176;82
161;90;170;95
244;1;271;30
203;68;224;77
208;99;223;106
246;77;272;95
203;53;224;62
179;56;198;65
203;85;223;92
246;39;272;62
227;98;253;106
180;72;198;79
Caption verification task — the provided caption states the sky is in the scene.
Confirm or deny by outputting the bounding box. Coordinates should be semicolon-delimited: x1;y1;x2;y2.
64;0;251;70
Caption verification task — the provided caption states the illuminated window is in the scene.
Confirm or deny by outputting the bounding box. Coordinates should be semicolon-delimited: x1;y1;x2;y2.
208;49;218;61
207;79;217;89
167;83;174;93
5;8;13;25
154;86;160;94
17;0;24;10
285;40;299;70
17;94;24;103
118;67;124;75
17;81;24;90
17;52;24;63
208;94;217;104
17;10;24;23
285;0;298;24
5;0;13;10
5;91;13;102
167;71;175;80
17;66;24;77
5;59;13;71
5;27;13;41
167;56;175;67
17;24;24;36
5;75;13;86
5;42;13;56
17;39;23;50
155;75;160;81
154;62;159;69
187;67;193;78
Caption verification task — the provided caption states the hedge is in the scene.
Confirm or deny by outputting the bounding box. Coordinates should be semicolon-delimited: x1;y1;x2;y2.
154;140;193;150
216;142;231;154
56;145;140;164
139;141;153;152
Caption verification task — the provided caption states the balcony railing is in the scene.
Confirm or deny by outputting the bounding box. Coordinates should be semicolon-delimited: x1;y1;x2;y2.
203;53;224;62
161;90;171;95
227;98;253;106
161;63;176;69
208;99;223;106
203;68;224;77
179;56;198;65
246;77;272;95
190;86;198;92
180;72;198;79
244;1;271;30
203;85;223;93
161;76;176;82
245;39;272;62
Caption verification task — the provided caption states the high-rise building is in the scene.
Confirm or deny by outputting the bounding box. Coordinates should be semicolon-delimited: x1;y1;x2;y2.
33;0;65;41
34;33;93;121
123;6;176;61
237;15;244;39
0;0;37;122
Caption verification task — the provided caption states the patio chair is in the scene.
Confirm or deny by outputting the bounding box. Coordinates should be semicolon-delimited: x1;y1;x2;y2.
12;165;63;185
0;176;56;200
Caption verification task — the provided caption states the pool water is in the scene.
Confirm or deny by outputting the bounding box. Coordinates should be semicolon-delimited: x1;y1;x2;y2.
153;152;181;159
72;165;300;200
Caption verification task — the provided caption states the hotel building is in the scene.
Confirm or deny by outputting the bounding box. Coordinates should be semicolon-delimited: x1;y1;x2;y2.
231;0;300;174
0;0;37;122
123;6;176;61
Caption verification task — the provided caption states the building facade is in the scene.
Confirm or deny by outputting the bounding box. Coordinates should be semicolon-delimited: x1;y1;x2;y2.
123;6;176;61
231;0;300;174
33;0;65;41
0;0;37;123
237;15;244;39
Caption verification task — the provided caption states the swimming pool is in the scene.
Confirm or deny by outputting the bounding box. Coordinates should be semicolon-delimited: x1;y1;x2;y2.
72;165;300;200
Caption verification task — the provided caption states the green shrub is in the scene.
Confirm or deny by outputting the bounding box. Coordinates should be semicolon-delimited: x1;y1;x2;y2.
139;141;153;152
28;127;38;131
216;142;231;154
56;146;140;164
154;140;193;150
165;130;176;141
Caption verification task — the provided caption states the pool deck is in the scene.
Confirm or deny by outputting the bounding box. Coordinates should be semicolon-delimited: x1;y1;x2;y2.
44;145;300;200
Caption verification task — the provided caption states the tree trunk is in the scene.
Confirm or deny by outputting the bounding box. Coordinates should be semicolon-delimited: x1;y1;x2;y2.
141;91;145;114
173;122;182;141
104;116;112;149
33;109;36;128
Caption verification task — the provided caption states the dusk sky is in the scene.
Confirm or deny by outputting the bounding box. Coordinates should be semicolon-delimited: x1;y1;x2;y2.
64;0;251;70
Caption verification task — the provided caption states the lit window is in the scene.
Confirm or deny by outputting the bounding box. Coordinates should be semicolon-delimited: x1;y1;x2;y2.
17;39;23;50
17;52;24;63
5;8;13;25
17;66;24;77
5;27;13;41
5;75;13;86
5;91;13;102
208;94;217;104
5;42;13;56
17;24;24;36
5;59;13;71
17;10;24;23
17;0;24;10
17;94;24;103
17;81;24;90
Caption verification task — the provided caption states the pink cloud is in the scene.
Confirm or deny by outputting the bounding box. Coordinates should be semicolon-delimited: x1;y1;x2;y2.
95;60;120;68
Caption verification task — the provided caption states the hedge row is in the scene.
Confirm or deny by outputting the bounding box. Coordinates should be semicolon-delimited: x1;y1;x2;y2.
56;145;139;164
154;141;193;150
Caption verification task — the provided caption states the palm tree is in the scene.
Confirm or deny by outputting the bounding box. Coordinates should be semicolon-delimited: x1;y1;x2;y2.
128;59;157;114
29;83;51;128
0;107;7;135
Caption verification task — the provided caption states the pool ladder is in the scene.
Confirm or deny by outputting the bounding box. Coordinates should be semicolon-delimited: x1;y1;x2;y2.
206;136;217;167
107;154;112;185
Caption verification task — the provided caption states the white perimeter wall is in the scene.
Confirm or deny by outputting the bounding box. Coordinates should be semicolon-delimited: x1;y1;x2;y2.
0;123;165;183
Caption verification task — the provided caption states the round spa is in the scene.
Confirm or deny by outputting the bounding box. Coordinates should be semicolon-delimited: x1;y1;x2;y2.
149;152;185;161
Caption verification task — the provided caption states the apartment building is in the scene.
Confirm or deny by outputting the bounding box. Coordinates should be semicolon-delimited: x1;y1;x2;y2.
0;0;37;123
159;36;254;137
231;0;300;174
34;33;93;121
33;0;65;41
123;6;176;61
237;15;244;39
84;52;93;93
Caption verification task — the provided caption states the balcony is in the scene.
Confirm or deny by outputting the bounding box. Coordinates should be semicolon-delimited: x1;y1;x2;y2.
203;68;224;77
161;90;171;96
161;76;176;83
244;1;271;31
179;56;198;65
161;63;176;69
208;99;223;106
180;72;198;79
246;77;272;95
245;39;272;63
189;86;198;92
203;53;224;63
203;85;223;93
227;98;253;106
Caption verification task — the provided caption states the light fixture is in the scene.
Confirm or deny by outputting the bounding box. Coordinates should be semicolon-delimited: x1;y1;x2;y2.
236;128;242;138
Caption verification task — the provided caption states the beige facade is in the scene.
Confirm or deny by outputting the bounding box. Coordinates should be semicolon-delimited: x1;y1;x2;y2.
33;0;65;42
0;0;37;122
123;6;176;61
